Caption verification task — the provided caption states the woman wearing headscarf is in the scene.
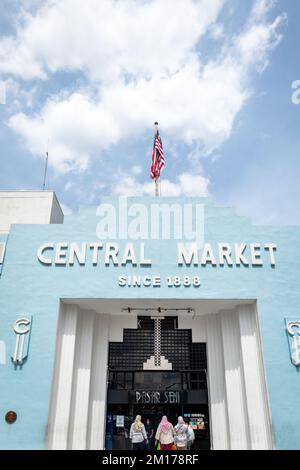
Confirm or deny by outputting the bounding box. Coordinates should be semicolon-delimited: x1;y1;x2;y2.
187;420;195;450
174;416;189;450
155;416;174;450
129;415;148;450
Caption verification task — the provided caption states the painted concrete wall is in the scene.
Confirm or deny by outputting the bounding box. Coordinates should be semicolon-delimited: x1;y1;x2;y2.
0;236;7;271
0;197;299;449
0;191;63;234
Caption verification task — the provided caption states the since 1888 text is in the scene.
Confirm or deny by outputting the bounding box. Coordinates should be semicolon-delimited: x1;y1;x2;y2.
118;275;201;288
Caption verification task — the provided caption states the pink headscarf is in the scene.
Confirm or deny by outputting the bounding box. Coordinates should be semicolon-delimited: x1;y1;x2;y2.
160;415;171;432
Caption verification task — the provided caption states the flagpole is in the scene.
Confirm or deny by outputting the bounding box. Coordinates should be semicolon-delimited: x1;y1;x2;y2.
156;178;161;197
154;121;159;197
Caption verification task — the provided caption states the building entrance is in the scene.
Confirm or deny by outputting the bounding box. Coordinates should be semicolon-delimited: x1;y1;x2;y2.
106;385;210;450
105;316;210;450
132;403;181;427
46;300;273;449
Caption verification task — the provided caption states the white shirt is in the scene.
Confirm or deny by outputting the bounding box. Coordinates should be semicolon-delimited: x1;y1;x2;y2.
130;423;147;443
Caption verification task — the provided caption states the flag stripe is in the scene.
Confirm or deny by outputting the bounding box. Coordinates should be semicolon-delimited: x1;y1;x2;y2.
150;130;165;180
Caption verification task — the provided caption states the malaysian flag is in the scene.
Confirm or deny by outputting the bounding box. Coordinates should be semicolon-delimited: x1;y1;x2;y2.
150;123;165;180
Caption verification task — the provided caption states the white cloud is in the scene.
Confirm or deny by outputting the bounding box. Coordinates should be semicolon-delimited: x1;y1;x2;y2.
113;172;209;198
3;0;286;175
210;23;224;40
0;0;224;81
132;165;142;176
64;181;74;192
235;0;285;71
0;81;6;105
2;78;37;111
9;92;120;172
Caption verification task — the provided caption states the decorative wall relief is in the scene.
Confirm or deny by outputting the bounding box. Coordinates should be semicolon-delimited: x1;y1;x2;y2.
286;320;300;367
11;316;32;367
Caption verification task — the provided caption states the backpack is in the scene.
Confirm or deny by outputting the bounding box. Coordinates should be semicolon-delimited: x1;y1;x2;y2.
174;424;188;447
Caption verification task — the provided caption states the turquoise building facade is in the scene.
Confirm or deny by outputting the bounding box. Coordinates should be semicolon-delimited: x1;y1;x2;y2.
0;195;299;450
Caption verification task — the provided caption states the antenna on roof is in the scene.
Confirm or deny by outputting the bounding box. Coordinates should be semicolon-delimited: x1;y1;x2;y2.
42;138;49;190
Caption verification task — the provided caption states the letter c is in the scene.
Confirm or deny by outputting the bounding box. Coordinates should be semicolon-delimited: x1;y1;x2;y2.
14;318;31;335
37;243;54;265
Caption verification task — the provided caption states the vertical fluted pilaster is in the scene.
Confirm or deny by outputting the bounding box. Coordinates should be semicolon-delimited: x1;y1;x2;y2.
69;310;94;449
87;314;109;450
51;304;78;449
206;313;229;449
238;304;273;449
221;310;250;449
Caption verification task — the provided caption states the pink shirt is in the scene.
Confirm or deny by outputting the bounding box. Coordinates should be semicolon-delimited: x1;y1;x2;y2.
155;423;174;445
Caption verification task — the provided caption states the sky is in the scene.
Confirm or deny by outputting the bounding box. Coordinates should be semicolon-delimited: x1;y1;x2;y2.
0;0;299;224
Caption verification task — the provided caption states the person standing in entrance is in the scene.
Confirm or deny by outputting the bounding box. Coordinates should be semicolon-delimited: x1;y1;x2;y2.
155;416;174;450
129;415;148;450
145;418;154;450
174;416;189;450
